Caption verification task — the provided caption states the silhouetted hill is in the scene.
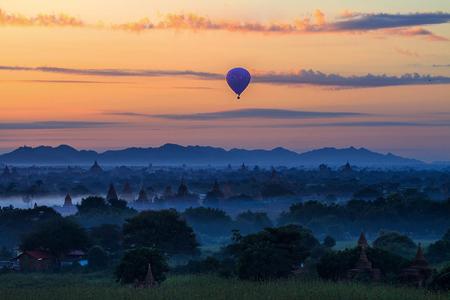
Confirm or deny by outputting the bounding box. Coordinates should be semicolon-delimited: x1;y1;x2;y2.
0;144;423;166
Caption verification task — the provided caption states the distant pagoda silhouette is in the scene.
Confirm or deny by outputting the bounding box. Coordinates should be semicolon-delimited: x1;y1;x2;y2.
63;193;73;207
121;181;133;202
106;183;119;202
89;161;103;173
2;165;11;177
136;187;149;203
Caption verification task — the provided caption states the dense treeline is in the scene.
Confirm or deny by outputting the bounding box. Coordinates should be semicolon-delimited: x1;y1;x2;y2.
279;195;450;239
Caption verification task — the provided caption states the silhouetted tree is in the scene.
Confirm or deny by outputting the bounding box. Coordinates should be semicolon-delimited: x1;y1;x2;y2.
123;210;199;256
115;247;169;285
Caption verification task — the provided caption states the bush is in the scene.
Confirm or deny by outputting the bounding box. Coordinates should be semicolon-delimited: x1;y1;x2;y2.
115;248;169;285
172;257;221;274
88;246;108;269
430;265;450;291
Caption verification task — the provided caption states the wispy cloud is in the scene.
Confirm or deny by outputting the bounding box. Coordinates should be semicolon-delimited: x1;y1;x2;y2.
0;65;221;79
0;121;119;130
432;64;450;68
2;65;449;88
384;27;448;41
1;8;448;41
108;109;366;120
0;79;129;84
261;121;450;128
395;48;420;57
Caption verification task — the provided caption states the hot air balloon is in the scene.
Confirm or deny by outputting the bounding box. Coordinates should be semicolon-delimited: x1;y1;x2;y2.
226;67;251;99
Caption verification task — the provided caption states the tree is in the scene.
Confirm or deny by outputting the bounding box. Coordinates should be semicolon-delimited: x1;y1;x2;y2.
226;225;319;280
235;211;273;235
88;246;108;269
123;210;199;256
373;232;417;259
323;235;336;248
316;247;409;281
76;196;108;214
115;248;169;285
430;265;450;292
426;230;450;264
442;229;450;242
182;207;232;236
89;224;122;252
21;218;90;258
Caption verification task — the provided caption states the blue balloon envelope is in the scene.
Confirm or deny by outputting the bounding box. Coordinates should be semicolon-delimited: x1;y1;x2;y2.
226;67;251;99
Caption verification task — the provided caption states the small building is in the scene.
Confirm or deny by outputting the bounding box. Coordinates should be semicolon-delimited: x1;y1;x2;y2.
61;250;87;267
399;244;433;287
16;250;58;272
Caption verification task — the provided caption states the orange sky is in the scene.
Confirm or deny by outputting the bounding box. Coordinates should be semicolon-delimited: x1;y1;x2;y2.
0;1;449;161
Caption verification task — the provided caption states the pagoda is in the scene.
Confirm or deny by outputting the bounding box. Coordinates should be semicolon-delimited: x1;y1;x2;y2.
63;193;73;207
2;165;11;177
399;244;433;287
89;161;103;173
357;232;369;249
136;187;149;203
348;233;381;280
106;183;119;202
177;179;189;198
121;181;133;202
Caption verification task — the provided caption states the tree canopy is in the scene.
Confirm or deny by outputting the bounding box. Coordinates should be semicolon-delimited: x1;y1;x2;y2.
123;209;199;256
20;218;90;257
226;225;319;280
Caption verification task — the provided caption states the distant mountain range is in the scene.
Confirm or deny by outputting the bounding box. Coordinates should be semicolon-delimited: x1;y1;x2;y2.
0;144;424;167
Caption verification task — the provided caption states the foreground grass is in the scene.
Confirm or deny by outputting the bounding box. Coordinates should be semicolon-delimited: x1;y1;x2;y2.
0;273;448;300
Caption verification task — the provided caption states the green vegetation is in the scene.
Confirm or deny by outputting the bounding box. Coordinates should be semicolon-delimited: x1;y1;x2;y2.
0;273;447;300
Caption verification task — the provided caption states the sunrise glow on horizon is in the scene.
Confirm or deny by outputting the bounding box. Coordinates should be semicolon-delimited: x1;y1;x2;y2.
1;1;450;161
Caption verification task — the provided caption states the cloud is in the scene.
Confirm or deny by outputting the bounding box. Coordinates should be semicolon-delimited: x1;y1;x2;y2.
384;27;448;41
262;121;450;128
0;79;129;84
395;48;420;57
1;64;449;88
108;109;366;120
331;12;450;31
432;64;450;68
0;65;221;80
0;121;119;130
1;8;448;41
252;70;450;87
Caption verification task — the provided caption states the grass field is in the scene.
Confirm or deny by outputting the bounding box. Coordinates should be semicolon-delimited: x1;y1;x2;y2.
0;273;448;300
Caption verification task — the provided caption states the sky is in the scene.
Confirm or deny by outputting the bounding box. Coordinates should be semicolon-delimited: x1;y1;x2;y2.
0;1;449;162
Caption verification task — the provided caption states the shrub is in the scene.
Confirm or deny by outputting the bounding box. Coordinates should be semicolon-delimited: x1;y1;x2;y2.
88;246;108;269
